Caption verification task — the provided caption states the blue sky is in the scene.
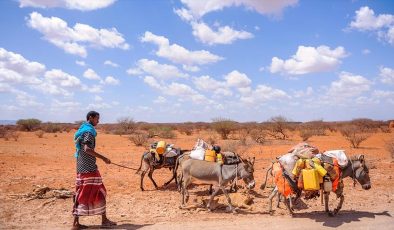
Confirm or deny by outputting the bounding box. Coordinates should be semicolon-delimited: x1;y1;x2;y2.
0;0;393;123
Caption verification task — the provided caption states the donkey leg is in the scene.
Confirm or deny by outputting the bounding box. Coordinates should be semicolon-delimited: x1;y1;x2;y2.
268;187;278;215
147;168;159;190
140;170;146;191
284;196;294;216
220;186;236;213
324;192;334;216
333;194;344;215
164;173;175;187
206;186;220;211
276;193;281;208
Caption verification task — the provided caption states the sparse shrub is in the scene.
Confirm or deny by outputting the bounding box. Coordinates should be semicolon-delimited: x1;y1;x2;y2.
16;118;41;131
380;126;391;133
339;125;370;148
6;131;20;141
250;129;267;145
158;126;176;139
129;132;148;146
299;129;314;141
40;123;62;133
385;139;394;160
234;129;248;145
116;117;137;135
211;117;238;140
266;116;289;140
205;131;219;145
0;126;7;138
35;130;45;138
178;122;194;136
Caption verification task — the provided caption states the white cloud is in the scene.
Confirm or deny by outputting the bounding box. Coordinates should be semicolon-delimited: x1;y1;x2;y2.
269;45;347;75
141;31;223;66
19;0;116;11
327;72;371;99
293;86;313;98
143;76;160;89
94;95;103;101
82;84;103;93
240;84;289;104
193;75;225;91
27;12;129;57
154;96;167;104
83;68;101;80
190;21;253;45
50;99;81;112
349;6;394;45
76;60;86;66
127;59;187;80
362;49;370;55
104;60;119;67
103;76;119;85
224;70;251;88
180;0;298;18
379;66;394;84
45;69;81;87
0;47;45;84
87;102;111;110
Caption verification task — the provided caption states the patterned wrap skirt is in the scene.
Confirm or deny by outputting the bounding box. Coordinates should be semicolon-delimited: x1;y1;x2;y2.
73;170;106;216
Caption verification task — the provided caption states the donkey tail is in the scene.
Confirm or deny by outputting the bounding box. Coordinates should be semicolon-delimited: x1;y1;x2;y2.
260;163;274;190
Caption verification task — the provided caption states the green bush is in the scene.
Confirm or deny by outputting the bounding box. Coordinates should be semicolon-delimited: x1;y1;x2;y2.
16;119;42;131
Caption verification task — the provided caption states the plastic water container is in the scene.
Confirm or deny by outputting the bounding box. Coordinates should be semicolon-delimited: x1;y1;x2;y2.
302;169;320;190
323;177;332;192
216;153;223;165
204;149;216;162
156;141;166;154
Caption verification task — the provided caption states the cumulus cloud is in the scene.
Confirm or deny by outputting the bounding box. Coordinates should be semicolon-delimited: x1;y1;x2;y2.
327;72;371;99
379;66;394;84
0;47;45;84
193;75;232;96
269;45;347;75
179;0;298;18
189;21;253;45
19;0;116;11
103;76;119;85
240;84;289;104
224;70;251;88
83;68;101;80
141;31;223;67
104;60;119;67
127;59;187;80
27;12;129;57
349;6;394;45
76;60;86;66
154;96;167;104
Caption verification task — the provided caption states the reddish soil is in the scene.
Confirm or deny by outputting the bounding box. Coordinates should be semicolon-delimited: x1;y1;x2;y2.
0;130;393;229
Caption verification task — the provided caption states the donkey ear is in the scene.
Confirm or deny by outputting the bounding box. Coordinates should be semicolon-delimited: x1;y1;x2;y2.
251;157;255;165
358;154;365;162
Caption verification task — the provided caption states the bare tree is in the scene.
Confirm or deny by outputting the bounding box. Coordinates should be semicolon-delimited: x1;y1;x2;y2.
339;125;370;148
116;117;137;135
267;116;289;140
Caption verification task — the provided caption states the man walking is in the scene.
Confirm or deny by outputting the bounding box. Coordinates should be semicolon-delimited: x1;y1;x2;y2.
72;111;116;229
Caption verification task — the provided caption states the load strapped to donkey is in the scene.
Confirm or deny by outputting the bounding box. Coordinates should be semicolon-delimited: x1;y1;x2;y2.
261;142;371;216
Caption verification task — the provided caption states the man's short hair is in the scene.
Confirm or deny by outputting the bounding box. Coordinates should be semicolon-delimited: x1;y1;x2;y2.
86;111;100;121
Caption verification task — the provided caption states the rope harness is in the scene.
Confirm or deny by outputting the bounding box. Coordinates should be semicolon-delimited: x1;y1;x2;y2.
111;162;139;171
350;159;357;188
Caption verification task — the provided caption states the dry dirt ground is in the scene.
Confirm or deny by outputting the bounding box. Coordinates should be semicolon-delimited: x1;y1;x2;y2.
1;130;394;229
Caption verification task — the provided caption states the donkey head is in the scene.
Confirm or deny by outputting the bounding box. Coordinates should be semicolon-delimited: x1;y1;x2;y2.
351;155;371;190
238;157;256;189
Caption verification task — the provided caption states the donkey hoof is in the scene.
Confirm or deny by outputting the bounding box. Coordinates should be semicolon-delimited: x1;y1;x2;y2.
328;211;334;217
269;210;275;216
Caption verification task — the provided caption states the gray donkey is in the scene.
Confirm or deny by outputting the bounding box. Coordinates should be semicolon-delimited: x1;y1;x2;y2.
261;154;371;216
136;149;189;191
178;157;255;212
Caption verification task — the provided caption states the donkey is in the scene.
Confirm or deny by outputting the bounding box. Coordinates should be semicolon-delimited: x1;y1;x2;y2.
136;149;189;191
261;154;371;216
179;157;255;212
